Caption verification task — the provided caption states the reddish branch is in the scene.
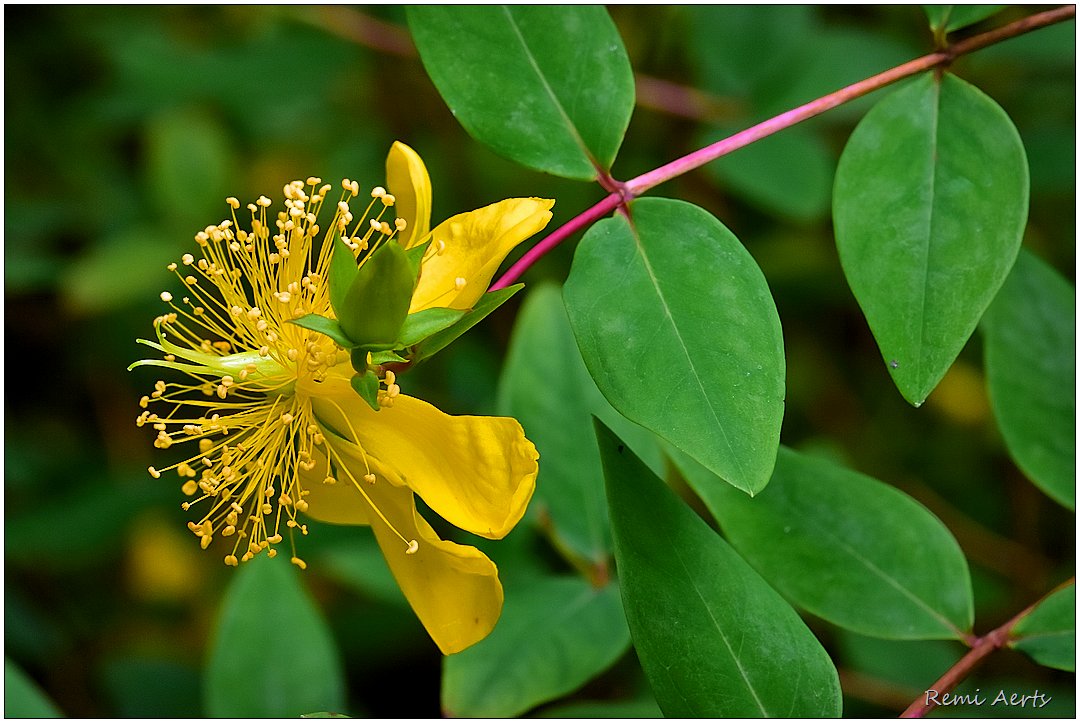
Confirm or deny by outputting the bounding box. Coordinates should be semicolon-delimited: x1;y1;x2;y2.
491;4;1075;288
900;577;1076;718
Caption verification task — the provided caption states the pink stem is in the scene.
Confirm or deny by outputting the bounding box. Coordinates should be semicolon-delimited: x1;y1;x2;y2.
489;5;1074;290
490;192;622;290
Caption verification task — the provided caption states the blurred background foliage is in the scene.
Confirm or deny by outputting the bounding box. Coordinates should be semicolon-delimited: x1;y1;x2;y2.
4;5;1074;717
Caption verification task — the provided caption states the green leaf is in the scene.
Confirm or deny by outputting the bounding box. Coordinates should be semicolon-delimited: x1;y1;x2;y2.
328;234;357;321
833;72;1029;406
350;369;381;412
497;284;663;563
680;446;974;640
596;421;841;717
981;250;1075;509
338;241;414;347
5;659;62;717
414;284;523;362
407;6;634;180
1010;583;1076;672
441;576;630;717
924;6;1005;34
397;307;466;348
289;313;354;350
564;198;785;495
204;555;345;717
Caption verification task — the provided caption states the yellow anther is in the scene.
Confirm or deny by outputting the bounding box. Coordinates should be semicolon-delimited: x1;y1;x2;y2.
306;176;321;186
249;542;261;555
405;540;419;555
224;554;239;566
454;277;467;291
295;499;309;512
291;557;307;570
256;195;272;208
369;218;381;232
148;466;161;479
181;479;198;496
275;291;292;303
280;412;293;425
381;194;396;207
201;520;213;537
363;473;377;484
247;307;262;320
160;291;173;302
167;263;177;271
261;503;272;515
182;253;195;265
226;197;240;209
287;348;299;362
371;186;386;198
199;438;214;453
200;535;213;550
395;217;407;231
222;525;236;537
268;533;283;544
139;395;150;409
385;370;396;386
323;476;336;485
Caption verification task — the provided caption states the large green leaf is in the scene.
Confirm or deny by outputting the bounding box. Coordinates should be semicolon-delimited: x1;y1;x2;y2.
4;659;62;717
497;284;662;563
205;556;346;717
441;575;630;717
407;6;634;180
564;198;785;495
833;72;1029;406
679;446;974;640
981;250;1075;509
1009;583;1075;672
597;421;841;717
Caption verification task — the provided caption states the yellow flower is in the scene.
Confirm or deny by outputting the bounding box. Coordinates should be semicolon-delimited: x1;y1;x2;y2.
131;142;553;654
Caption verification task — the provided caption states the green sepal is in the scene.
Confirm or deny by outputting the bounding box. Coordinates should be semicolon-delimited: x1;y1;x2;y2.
350;370;382;412
414;284;524;362
398;307;467;347
338;241;414;347
328;234;358;320
350;348;370;375
288;313;355;349
370;350;409;365
405;239;431;283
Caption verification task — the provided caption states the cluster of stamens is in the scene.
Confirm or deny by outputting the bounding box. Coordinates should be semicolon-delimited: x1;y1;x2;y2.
135;178;421;568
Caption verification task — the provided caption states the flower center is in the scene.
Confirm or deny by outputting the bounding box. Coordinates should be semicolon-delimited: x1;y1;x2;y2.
132;177;418;567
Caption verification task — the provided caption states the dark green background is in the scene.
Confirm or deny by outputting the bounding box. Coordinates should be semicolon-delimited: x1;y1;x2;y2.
5;5;1074;717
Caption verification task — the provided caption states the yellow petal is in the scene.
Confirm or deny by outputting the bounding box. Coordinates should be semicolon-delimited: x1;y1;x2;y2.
306;372;538;540
386;141;432;250
321;440;504;655
299;443;370;525
411;197;554;312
